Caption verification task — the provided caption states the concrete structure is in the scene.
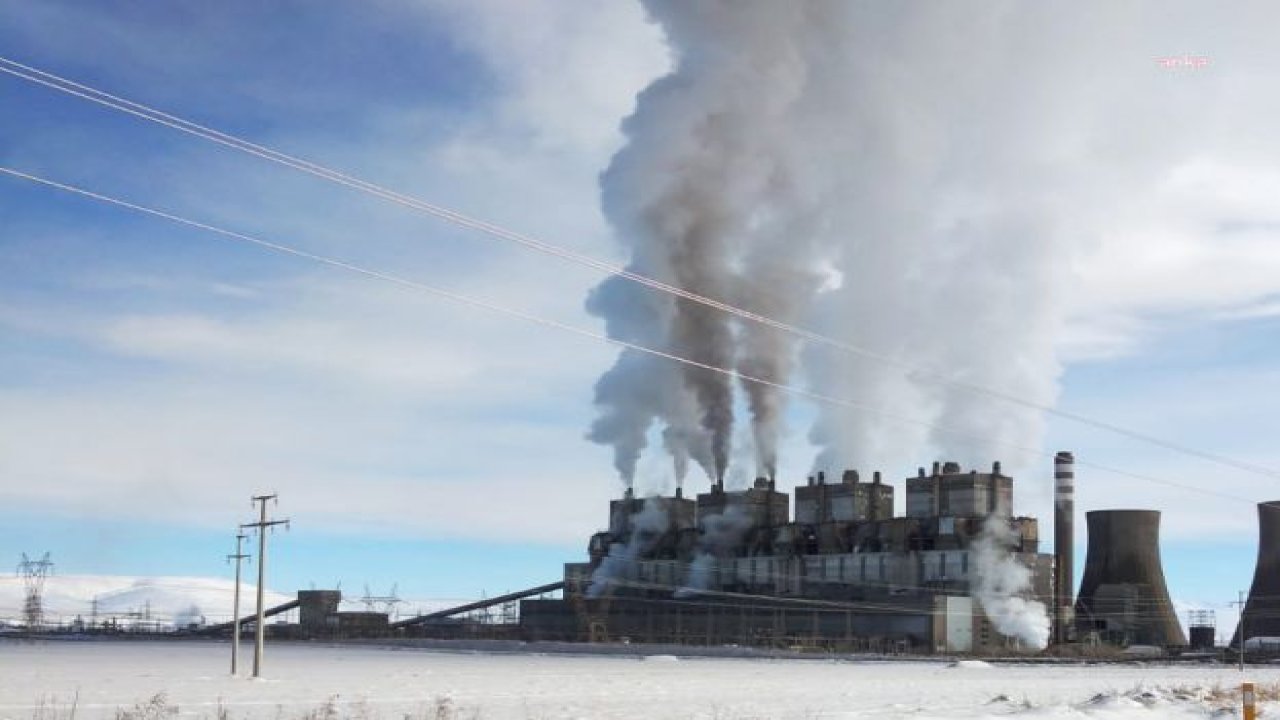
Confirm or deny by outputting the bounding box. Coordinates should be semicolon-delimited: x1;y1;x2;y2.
1188;610;1216;650
522;461;1054;653
906;462;1011;518
1074;510;1186;647
1053;451;1075;645
298;590;342;630
1231;501;1280;648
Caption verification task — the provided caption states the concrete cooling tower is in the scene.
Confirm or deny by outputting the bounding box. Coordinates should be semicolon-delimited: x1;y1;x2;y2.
1231;501;1280;648
1074;510;1186;647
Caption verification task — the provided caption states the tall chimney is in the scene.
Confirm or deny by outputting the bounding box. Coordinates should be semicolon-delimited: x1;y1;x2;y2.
1053;451;1074;645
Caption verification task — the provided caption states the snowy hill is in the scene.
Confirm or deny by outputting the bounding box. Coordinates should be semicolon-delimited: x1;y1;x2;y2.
0;574;481;629
0;575;293;627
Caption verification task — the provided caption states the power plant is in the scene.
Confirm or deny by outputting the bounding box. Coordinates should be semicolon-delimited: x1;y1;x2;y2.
23;449;1243;658
518;460;1055;652
189;452;1206;655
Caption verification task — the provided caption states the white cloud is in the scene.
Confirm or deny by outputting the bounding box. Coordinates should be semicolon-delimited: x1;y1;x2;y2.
0;256;625;543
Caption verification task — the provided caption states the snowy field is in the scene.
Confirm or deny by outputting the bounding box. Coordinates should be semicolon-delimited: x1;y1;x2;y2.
3;641;1279;719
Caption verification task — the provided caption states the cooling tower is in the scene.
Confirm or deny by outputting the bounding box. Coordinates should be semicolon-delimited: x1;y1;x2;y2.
1074;510;1186;647
1231;501;1280;648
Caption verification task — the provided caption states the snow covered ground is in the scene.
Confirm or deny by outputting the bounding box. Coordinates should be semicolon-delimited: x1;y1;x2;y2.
1;640;1277;720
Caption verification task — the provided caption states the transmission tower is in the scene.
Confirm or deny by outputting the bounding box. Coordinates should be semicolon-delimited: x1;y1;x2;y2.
360;583;403;618
16;553;54;630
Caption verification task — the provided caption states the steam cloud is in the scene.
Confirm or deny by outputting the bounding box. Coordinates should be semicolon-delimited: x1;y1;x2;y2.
970;518;1050;649
590;4;1209;488
587;498;671;598
676;506;753;597
588;3;836;489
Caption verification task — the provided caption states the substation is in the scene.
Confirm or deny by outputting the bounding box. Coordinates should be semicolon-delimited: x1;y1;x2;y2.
195;452;1280;656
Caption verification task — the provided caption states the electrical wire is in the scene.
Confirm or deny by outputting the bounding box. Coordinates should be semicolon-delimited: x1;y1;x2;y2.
2;55;1278;482
0;165;1258;510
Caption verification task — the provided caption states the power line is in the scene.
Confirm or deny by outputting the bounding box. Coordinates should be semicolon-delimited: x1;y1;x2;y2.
0;165;1261;511
2;55;1277;483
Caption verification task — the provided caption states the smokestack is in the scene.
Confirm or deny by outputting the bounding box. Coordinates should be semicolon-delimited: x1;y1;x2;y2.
1074;509;1186;647
1231;501;1280;648
1053;451;1074;645
984;467;996;515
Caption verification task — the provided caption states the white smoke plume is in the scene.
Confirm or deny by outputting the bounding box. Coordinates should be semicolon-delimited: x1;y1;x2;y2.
970;518;1050;649
587;498;671;598
174;603;205;628
675;553;716;599
676;505;753;597
799;4;1277;480
589;3;840;487
593;3;1265;489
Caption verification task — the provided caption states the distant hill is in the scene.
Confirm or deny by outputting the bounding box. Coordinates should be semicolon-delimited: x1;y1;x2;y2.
0;575;478;629
0;575;292;628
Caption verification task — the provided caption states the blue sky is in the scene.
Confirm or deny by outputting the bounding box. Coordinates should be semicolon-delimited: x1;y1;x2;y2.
3;0;1279;640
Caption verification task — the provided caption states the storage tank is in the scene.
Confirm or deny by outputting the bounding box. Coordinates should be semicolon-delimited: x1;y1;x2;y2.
1074;510;1186;646
1231;501;1280;647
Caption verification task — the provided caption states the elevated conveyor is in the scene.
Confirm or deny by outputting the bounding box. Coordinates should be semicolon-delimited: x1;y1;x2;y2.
391;581;565;629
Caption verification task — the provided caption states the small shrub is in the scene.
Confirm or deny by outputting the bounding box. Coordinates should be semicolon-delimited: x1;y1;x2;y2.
114;693;178;720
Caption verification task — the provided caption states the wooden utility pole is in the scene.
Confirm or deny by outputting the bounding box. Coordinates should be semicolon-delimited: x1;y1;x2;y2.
241;494;289;679
226;532;250;676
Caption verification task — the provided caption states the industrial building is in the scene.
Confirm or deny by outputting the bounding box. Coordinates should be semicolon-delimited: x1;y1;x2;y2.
519;461;1055;653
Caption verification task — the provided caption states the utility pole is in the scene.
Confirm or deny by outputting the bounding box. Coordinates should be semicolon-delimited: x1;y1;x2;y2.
241;494;289;679
226;533;250;676
1233;590;1248;672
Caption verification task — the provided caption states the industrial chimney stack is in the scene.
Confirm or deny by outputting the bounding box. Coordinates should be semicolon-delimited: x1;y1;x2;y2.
1231;501;1280;648
1053;451;1075;645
